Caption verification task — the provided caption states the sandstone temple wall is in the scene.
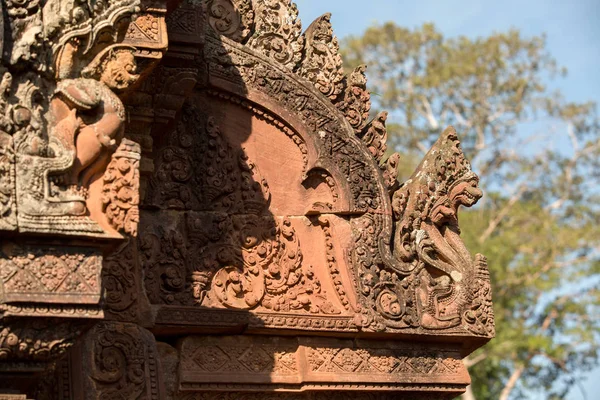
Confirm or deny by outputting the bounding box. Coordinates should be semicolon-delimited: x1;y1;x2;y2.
0;1;494;399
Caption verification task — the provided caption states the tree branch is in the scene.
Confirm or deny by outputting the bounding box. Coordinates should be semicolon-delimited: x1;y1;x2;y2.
478;184;527;244
464;352;488;368
499;365;525;400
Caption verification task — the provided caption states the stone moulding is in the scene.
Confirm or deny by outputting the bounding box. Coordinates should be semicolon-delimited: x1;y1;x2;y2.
177;335;469;393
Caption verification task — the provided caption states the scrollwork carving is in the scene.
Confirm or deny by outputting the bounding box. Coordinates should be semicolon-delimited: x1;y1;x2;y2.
247;0;304;69
82;322;163;400
0;319;87;362
205;0;255;42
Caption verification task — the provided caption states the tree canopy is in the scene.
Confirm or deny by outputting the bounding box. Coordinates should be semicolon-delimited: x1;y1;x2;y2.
341;22;600;399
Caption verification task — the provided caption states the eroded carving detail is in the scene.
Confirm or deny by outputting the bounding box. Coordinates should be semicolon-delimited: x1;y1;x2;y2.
359;111;388;162
82;322;162;400
205;0;255;42
102;239;143;322
0;0;167;237
0;71;16;230
101;138;141;236
335;65;371;133
247;0;304;69
178;335;469;393
297;13;344;101
0;319;87;362
0;244;102;305
206;37;379;212
390;127;490;331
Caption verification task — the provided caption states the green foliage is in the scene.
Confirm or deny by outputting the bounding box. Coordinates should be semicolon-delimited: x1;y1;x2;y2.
341;22;600;399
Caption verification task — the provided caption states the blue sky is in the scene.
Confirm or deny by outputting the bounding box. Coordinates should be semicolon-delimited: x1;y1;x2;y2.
294;0;600;399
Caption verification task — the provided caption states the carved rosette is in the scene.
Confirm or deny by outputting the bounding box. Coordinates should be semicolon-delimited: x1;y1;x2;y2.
205;0;255;42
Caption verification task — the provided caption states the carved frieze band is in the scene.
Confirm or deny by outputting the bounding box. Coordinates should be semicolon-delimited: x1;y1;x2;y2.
0;244;102;305
178;335;469;392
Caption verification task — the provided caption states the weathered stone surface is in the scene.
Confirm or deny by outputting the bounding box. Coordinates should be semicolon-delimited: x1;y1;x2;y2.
0;0;494;399
177;335;469;394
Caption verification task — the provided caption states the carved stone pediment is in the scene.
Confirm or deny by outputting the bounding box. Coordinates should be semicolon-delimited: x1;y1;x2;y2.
134;0;494;344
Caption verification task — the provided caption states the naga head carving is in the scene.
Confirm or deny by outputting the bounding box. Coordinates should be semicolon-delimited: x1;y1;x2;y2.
391;127;487;330
428;128;482;228
392;126;482;265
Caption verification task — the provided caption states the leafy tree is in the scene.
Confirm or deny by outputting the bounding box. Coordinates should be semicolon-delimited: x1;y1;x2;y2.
341;22;600;399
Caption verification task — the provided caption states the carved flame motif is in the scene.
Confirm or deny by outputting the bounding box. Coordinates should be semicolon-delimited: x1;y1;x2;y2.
298;13;344;101
247;0;304;69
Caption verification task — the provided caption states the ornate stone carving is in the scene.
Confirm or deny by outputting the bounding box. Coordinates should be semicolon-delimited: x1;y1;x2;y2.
247;0;304;69
79;322;164;400
0;0;170;386
0;244;102;305
142;102;338;314
101;238;147;322
389;127;492;331
177;335;469;394
0;0;167;237
179;393;451;400
464;254;495;336
101;139;141;236
298;13;344;101
382;152;400;193
205;0;255;42
0;1;495;398
359;111;388;162
0;318;87;362
0;70;16;231
335;65;371;133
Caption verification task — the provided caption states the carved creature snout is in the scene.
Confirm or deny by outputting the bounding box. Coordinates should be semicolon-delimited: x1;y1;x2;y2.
449;175;482;208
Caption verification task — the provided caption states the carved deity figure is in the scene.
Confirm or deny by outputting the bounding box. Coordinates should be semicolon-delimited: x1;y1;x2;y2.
50;45;139;196
392;127;484;329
